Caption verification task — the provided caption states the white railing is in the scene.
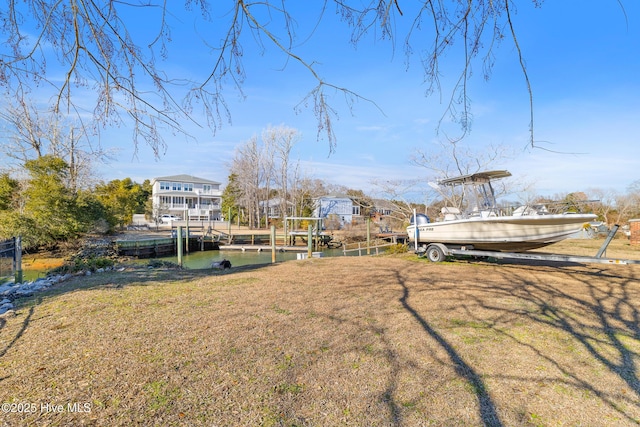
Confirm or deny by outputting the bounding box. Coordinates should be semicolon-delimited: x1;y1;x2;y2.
168;204;220;211
188;208;214;217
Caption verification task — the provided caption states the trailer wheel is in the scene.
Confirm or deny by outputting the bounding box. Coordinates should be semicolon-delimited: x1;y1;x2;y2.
426;244;446;262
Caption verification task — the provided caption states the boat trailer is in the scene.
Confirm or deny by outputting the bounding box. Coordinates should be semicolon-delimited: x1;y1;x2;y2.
415;225;640;265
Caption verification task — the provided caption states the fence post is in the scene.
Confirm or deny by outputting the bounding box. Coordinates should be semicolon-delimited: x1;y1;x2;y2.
271;225;276;263
13;236;22;283
367;218;371;255
177;226;183;267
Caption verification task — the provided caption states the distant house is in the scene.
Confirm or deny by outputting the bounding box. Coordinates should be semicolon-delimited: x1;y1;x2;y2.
151;174;222;221
313;196;361;228
371;199;394;218
371;199;397;232
259;198;295;219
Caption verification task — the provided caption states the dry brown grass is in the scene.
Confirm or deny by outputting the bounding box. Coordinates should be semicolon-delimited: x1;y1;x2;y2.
1;239;640;426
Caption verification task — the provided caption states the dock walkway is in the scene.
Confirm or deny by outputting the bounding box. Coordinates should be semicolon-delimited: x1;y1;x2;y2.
218;244;308;252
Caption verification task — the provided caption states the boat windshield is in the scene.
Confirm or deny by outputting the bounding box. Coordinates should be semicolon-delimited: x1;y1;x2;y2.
437;170;509;215
466;181;497;212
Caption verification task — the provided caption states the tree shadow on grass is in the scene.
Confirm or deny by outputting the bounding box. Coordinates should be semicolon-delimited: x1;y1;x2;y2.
14;262;276;300
0;304;35;383
0;262;276;377
432;261;640;423
500;265;640;415
394;270;504;427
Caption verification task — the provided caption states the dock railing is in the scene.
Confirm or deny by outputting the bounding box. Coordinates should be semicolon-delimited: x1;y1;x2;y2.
342;238;397;256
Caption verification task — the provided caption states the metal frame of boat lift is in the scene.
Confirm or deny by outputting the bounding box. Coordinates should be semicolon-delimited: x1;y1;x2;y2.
415;225;640;265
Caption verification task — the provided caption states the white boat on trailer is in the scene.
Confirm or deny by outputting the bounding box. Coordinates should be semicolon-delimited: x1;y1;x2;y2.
419;225;640;265
407;170;598;261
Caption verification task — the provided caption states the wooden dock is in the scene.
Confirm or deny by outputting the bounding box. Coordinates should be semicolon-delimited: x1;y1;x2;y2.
218;244;309;252
115;226;405;258
375;232;408;244
115;236;220;258
210;229;339;249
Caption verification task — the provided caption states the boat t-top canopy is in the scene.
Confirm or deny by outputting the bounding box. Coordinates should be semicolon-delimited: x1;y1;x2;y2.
438;170;512;186
436;170;512;211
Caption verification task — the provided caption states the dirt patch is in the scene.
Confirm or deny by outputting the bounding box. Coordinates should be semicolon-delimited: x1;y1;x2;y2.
1;239;639;425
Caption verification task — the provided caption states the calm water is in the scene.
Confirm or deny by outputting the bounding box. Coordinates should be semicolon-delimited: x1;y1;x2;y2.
16;247;378;282
9;269;46;283
16;250;297;283
154;247;351;269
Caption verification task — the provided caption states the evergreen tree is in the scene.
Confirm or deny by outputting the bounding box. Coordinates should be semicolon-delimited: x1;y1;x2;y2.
22;155;81;247
0;173;19;211
94;178;151;229
221;173;242;225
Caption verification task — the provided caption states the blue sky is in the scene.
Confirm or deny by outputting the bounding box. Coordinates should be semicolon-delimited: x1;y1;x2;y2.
5;1;640;201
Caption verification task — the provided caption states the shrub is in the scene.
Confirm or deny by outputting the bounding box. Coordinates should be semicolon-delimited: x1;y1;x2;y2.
385;243;408;254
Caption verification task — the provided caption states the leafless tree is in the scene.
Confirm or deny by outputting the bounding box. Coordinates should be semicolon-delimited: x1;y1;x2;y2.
411;139;515;178
262;125;301;221
370;177;425;224
293;176;328;226
1;1;547;157
230;125;305;227
615;194;638;225
230;136;262;228
616;180;640;223
586;187;619;225
410;139;517;210
0;100;112;190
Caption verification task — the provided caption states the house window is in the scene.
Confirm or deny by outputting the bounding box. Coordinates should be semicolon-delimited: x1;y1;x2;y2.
184;183;193;192
172;196;184;205
160;181;170;190
203;184;211;192
172;182;182;191
352;206;360;215
160;196;171;205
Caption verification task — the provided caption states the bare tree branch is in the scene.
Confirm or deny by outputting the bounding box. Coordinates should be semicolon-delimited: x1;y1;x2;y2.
0;1;550;156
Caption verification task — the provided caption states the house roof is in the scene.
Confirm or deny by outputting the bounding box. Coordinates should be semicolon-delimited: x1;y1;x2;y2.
372;198;396;209
259;198;295;207
152;174;221;185
315;194;353;200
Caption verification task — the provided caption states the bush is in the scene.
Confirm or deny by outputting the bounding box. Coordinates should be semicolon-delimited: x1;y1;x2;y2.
385;243;408;254
52;256;115;274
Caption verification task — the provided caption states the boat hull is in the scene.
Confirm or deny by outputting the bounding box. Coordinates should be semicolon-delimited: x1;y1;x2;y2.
407;214;597;252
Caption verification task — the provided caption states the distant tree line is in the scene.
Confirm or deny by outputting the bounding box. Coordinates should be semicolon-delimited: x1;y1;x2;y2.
0;155;150;251
224;125;380;230
2;123;639;251
3;151;640;253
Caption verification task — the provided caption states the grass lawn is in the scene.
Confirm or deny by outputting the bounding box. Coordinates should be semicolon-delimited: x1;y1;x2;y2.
1;238;640;426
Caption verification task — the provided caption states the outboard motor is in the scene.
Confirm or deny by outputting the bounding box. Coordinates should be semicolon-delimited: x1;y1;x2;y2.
410;214;430;225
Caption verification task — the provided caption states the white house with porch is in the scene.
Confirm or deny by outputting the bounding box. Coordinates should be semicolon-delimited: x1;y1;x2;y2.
151;174;222;221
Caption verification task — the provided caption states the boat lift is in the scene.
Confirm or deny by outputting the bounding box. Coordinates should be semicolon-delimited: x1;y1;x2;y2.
416;225;640;265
